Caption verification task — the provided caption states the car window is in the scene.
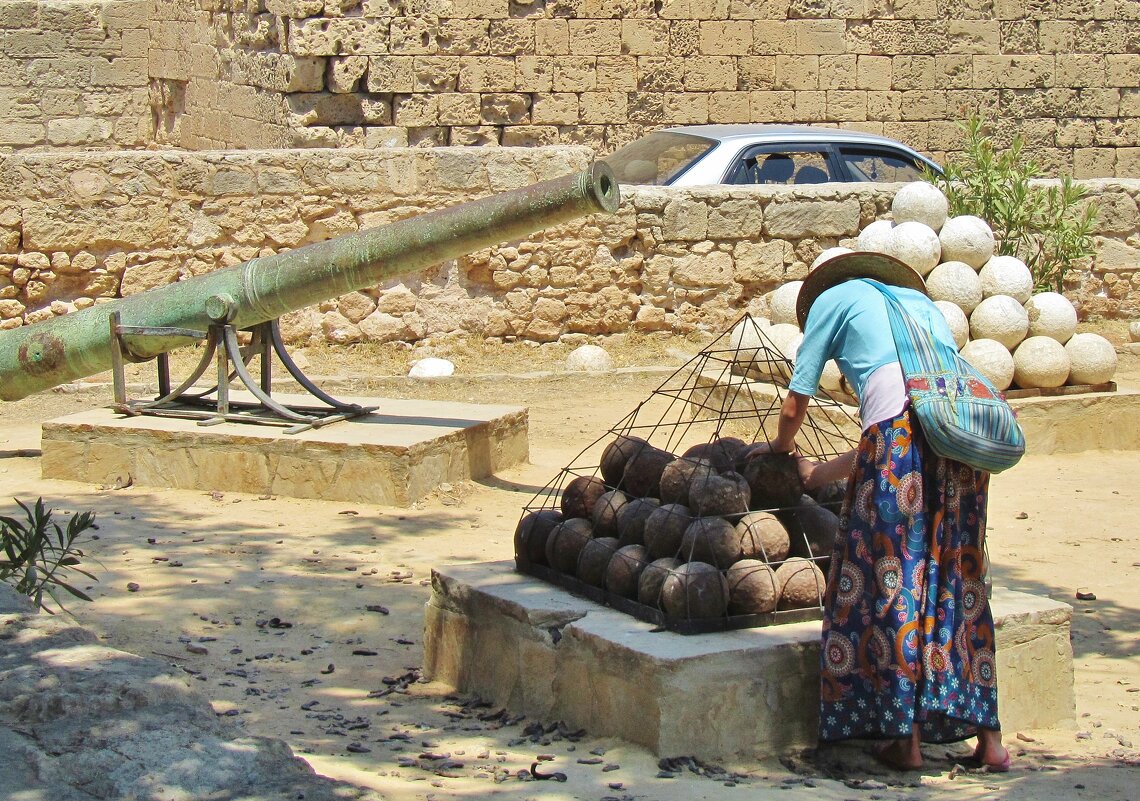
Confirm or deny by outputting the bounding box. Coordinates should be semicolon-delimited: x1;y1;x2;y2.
729;148;834;185
837;147;926;182
603;131;717;185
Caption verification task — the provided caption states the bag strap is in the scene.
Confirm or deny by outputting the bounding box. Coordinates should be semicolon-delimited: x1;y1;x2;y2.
863;279;958;377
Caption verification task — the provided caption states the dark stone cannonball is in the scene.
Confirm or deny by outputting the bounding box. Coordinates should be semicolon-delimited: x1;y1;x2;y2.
661;561;730;621
637;557;680;607
561;475;607;520
600;435;649;487
545;518;594;575
735;511;790;563
605;544;650;598
689;470;751;518
726;558;779;615
642;503;693;560
786;495;840;563
513;509;564;565
616;497;660;547
577;536;620;587
775;557;827;610
683;436;748;473
680;516;742;569
591;489;629;538
621;444;674;498
658;456;715;506
810;478;848;513
737;451;804;511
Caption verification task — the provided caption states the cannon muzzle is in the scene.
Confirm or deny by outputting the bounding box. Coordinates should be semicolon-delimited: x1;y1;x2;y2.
0;163;619;401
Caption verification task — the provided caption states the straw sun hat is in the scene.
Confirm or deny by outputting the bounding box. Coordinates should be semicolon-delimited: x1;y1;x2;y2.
796;251;928;329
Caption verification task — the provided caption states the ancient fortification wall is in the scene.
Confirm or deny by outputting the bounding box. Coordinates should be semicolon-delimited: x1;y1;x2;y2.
143;0;1139;176
2;1;1139;175
1;2;1137;339
0;0;152;150
2;148;1136;343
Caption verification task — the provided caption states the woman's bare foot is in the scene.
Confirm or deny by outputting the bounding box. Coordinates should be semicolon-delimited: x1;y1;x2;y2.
872;737;923;771
972;729;1011;772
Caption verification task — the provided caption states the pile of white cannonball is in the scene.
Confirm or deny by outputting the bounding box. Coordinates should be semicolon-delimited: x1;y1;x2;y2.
744;182;1117;392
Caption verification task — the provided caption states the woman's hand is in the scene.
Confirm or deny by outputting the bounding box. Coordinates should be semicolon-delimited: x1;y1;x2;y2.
793;454;822;490
797;449;858;491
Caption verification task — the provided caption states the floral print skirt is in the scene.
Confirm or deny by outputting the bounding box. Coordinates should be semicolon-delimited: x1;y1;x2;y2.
818;409;999;744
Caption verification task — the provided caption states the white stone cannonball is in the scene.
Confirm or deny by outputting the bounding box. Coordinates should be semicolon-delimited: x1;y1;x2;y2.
1024;292;1078;344
970;295;1029;350
764;323;802;357
1013;336;1070;389
565;344;614;372
820;359;844;392
729;317;765;352
887;221;942;276
939;215;995;269
768;281;804;327
960;339;1016;391
1130;321;1140;343
1065;333;1117;385
408;357;455;378
980;255;1034;304
926;260;984;314
935;300;969;350
856;219;894;254
810;246;853;270
891;181;949;231
750;323;802;381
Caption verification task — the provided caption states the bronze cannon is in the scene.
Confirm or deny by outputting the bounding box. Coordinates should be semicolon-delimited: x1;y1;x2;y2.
0;163;619;423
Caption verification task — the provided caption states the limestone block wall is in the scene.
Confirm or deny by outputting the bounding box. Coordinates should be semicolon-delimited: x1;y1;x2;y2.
0;147;1136;345
155;0;1140;176
0;0;153;151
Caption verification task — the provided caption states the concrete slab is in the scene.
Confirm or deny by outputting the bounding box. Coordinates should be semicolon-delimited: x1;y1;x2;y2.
423;560;1075;766
40;396;528;506
695;373;1140;454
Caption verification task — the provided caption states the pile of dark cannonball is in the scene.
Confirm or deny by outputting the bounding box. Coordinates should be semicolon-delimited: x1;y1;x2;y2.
514;434;845;630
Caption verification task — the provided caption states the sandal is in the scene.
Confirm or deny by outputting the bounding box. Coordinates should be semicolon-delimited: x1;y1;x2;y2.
957;751;1011;773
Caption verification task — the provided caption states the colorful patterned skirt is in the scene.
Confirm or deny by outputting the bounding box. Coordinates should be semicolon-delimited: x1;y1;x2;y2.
818;409;999;744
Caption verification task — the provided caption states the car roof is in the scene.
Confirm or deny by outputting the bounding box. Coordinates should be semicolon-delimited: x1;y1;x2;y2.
661;124;920;149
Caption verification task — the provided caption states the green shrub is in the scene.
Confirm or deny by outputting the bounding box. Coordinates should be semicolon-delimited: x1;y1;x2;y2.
926;114;1097;293
1;498;98;614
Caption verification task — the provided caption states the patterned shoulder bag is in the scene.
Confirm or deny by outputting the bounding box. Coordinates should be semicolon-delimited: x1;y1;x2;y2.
866;280;1025;473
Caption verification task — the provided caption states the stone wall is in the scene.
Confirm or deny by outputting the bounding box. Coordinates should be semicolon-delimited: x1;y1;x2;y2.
0;148;1136;343
147;0;1140;176
0;0;152;151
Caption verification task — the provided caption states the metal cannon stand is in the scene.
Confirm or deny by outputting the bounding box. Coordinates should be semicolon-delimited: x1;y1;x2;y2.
108;309;374;434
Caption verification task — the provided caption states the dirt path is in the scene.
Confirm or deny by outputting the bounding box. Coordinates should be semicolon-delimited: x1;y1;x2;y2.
1;344;1137;801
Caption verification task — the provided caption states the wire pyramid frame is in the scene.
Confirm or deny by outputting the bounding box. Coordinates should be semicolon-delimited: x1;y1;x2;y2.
515;313;863;634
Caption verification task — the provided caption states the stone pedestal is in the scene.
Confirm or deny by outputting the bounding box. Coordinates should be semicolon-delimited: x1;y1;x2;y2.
423;561;1075;765
694;374;1140;455
40;397;527;506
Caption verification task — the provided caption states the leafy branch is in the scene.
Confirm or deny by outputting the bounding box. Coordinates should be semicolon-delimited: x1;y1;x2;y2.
925;114;1097;293
0;498;98;614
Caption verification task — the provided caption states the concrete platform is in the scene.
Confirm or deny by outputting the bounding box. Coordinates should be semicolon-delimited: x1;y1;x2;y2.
695;373;1140;454
40;397;528;506
423;561;1075;765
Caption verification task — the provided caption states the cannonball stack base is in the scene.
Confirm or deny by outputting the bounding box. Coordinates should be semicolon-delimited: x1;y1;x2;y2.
423;561;1075;765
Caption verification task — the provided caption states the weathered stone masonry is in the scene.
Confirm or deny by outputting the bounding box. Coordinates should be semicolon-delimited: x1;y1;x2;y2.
148;0;1140;176
2;1;1139;176
1;148;1136;344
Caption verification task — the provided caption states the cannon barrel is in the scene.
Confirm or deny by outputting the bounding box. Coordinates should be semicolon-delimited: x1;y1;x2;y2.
0;163;619;401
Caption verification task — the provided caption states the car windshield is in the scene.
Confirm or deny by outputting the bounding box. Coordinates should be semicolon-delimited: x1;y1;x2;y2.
603;131;716;185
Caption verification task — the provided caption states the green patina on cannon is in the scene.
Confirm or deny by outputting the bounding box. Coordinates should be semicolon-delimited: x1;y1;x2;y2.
0;163;618;428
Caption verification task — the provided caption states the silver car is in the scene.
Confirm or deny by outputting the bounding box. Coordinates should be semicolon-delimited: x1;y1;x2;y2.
603;124;942;187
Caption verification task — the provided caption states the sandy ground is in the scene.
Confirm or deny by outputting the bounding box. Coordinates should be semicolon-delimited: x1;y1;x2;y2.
1;340;1137;801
